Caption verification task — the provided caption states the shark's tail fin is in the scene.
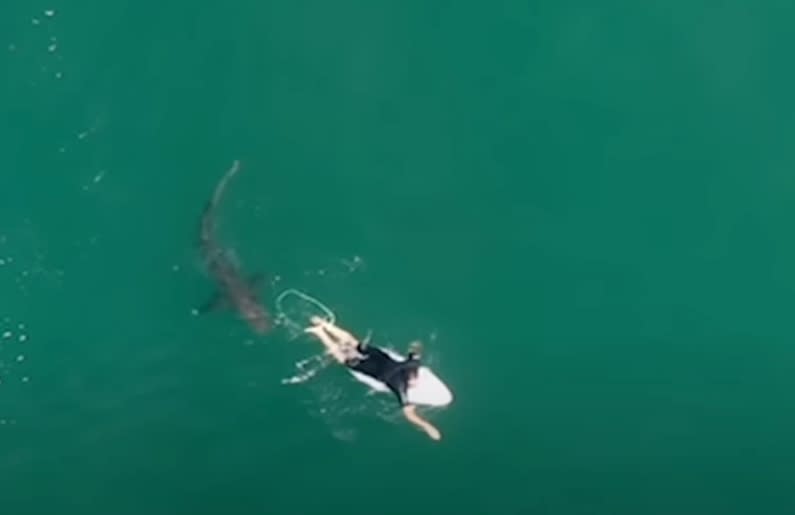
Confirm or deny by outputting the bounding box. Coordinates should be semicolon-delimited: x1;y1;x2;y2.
210;160;241;208
200;160;242;244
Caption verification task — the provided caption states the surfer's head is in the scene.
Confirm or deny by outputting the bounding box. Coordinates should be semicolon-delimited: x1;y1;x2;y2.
408;340;423;360
408;371;420;387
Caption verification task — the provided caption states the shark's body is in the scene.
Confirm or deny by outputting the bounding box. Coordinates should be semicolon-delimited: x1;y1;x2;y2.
198;160;271;334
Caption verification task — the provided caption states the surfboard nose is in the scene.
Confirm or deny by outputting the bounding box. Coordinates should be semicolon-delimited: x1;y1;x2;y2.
437;385;453;406
406;367;454;407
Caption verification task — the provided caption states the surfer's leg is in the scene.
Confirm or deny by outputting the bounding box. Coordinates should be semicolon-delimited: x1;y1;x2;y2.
307;318;364;360
304;326;347;364
315;320;359;347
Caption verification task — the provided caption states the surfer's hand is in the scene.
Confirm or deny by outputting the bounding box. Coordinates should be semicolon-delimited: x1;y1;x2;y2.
425;426;441;441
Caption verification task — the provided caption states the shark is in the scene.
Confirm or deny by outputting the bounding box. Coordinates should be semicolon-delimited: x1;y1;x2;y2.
197;160;271;334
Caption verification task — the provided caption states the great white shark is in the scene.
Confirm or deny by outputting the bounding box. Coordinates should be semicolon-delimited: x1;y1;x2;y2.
197;160;271;334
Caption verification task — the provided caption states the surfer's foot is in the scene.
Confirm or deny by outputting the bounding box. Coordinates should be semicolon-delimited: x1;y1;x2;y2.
309;316;329;326
304;325;324;337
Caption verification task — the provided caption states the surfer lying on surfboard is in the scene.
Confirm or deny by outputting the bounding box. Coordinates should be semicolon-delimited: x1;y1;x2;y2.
304;317;442;441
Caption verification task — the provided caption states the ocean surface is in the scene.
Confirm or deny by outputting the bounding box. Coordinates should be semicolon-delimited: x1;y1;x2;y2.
1;2;794;514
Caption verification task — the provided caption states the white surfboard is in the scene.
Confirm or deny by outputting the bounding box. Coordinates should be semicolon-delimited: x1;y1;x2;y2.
349;348;454;407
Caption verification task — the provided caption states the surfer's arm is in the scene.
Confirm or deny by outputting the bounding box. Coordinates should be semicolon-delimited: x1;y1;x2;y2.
402;405;441;441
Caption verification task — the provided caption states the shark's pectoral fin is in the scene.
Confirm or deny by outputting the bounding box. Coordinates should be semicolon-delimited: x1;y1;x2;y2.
248;273;266;290
197;292;230;314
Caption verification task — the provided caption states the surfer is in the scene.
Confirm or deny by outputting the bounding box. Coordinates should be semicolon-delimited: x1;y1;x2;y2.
304;317;442;441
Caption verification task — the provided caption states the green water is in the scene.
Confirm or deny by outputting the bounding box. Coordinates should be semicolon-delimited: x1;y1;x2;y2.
2;2;794;514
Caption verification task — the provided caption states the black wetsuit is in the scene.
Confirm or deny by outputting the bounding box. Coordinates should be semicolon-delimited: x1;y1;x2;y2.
345;342;420;406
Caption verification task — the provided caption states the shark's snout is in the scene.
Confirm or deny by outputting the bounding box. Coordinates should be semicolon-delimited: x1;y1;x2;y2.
251;317;271;334
244;307;271;334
